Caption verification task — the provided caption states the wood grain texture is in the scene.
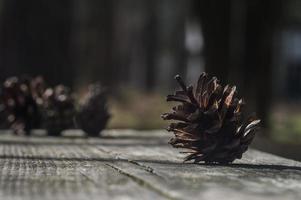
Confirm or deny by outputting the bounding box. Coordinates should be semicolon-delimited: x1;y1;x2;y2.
0;130;300;200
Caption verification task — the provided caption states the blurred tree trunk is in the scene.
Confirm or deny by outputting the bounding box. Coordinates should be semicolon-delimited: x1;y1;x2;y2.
155;0;188;91
110;0;151;90
111;0;188;92
72;0;114;89
195;0;283;130
242;0;283;129
145;1;157;91
0;0;73;86
196;0;232;84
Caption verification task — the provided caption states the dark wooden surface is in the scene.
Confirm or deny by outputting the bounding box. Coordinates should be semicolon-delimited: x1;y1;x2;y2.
0;130;300;200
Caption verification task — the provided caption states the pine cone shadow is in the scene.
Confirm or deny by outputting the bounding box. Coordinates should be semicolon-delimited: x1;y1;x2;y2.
194;162;301;171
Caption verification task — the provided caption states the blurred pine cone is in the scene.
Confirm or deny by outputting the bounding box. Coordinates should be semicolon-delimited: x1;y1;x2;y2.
1;76;42;135
0;90;8;129
41;85;76;136
30;76;46;106
76;84;110;137
162;73;260;164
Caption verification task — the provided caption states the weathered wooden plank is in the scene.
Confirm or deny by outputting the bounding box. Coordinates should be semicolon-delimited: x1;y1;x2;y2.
0;144;166;199
0;130;300;200
94;135;301;200
0;131;170;200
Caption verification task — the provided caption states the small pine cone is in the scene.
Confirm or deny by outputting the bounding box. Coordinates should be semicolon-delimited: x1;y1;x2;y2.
0;90;9;129
0;102;8;129
76;84;110;137
1;76;41;135
162;73;260;164
41;85;76;136
30;76;46;106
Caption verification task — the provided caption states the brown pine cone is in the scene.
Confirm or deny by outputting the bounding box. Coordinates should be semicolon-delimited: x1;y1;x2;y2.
41;85;76;136
1;76;42;135
76;84;110;137
162;73;260;164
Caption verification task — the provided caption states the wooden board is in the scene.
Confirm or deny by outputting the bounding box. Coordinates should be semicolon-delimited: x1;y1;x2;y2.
0;130;300;200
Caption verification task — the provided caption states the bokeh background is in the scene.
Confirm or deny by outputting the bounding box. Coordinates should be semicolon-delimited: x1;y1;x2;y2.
0;0;300;160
